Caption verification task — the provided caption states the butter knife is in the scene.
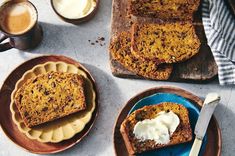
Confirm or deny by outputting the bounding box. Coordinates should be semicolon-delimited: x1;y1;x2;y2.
189;93;220;156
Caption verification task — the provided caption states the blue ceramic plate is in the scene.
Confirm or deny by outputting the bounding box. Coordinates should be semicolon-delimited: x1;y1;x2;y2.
128;93;207;156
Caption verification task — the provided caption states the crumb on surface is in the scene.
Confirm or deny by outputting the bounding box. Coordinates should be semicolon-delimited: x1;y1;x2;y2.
88;36;106;46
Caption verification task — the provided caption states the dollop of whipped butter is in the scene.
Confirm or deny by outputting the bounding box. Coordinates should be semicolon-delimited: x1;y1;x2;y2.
52;0;96;19
133;111;180;144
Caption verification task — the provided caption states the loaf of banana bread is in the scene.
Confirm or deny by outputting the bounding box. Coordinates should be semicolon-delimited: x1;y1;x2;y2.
109;31;173;80
129;0;200;20
131;22;201;63
14;71;86;127
120;102;192;154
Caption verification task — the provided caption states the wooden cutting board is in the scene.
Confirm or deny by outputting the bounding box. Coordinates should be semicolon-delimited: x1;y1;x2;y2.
109;0;218;82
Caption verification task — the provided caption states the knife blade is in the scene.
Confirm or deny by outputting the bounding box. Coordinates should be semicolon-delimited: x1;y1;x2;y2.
189;93;220;156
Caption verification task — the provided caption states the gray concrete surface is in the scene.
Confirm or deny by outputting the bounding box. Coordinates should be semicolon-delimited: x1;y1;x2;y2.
0;0;234;155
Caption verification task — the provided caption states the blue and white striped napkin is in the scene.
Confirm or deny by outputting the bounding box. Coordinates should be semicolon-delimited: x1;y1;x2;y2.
202;0;235;85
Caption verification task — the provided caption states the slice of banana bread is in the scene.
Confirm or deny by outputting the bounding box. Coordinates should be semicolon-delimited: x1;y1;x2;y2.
14;71;86;127
129;0;200;20
109;31;173;80
131;22;201;63
120;102;192;154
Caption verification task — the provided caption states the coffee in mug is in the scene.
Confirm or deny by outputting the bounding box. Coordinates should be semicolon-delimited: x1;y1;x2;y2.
0;2;37;35
0;1;42;52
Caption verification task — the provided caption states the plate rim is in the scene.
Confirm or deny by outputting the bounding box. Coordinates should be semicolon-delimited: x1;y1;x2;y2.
113;86;222;156
128;92;200;114
0;54;99;154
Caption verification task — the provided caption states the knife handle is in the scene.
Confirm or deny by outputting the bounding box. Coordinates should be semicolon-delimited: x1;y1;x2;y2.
189;138;202;156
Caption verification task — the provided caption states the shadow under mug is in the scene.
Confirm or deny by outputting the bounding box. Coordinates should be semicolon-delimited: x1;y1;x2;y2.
0;1;43;52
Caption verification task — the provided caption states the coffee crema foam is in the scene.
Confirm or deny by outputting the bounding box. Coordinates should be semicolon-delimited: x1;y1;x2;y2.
0;2;37;35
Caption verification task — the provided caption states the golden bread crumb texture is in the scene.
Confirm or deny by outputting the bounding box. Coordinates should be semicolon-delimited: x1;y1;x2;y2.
132;22;201;63
14;71;86;127
109;31;173;80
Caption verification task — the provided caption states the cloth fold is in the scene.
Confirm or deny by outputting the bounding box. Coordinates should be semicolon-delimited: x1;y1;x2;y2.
202;0;235;85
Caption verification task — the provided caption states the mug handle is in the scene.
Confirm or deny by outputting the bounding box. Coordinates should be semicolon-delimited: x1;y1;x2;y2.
0;32;12;52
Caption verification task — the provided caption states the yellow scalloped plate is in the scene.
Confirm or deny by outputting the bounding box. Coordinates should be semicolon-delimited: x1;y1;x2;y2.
10;61;96;143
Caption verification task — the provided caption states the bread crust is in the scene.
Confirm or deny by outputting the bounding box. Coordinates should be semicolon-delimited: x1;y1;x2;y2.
120;124;136;155
120;102;192;154
14;72;86;127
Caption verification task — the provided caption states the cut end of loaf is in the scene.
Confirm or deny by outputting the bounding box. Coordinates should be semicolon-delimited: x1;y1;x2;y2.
129;0;200;20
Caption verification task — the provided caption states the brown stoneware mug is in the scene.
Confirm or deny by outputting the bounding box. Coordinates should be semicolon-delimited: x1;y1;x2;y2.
0;1;43;52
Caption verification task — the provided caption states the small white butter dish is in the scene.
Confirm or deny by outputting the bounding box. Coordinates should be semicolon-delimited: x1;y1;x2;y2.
51;0;99;24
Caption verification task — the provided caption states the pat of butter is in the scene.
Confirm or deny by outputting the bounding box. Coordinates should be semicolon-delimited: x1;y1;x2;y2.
133;111;180;144
52;0;96;19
